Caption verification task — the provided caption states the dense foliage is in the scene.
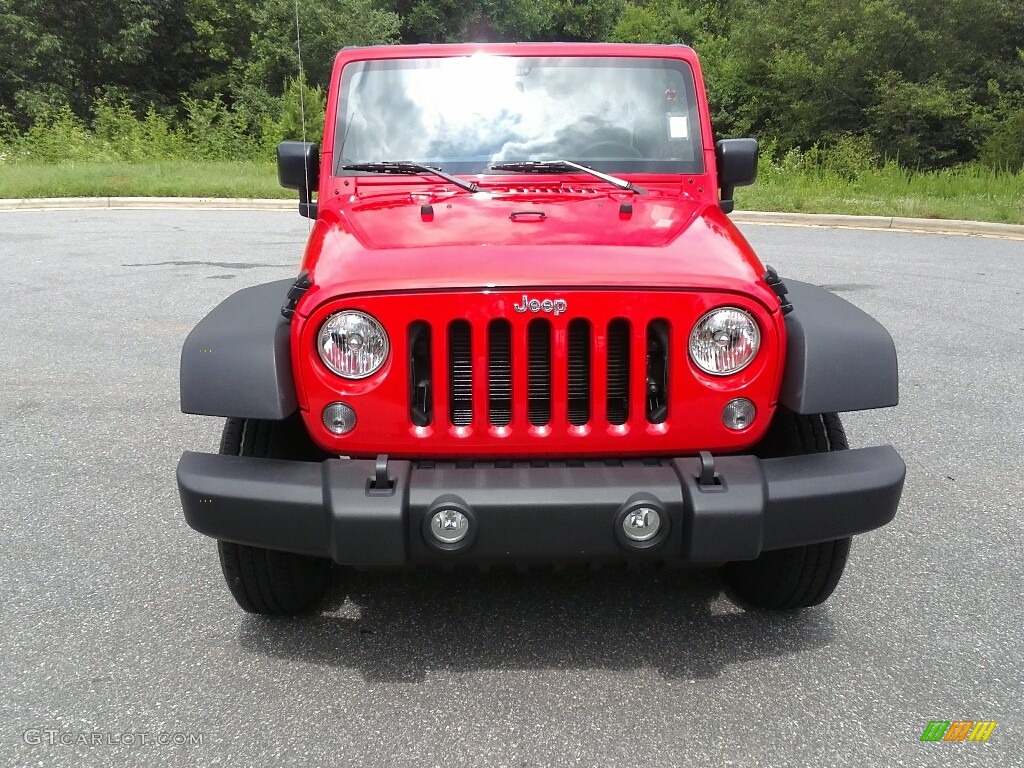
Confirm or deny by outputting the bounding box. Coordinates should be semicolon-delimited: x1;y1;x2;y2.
0;0;1022;170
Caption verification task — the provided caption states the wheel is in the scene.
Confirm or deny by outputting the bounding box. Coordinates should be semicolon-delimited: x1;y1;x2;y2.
723;410;853;610
215;416;334;615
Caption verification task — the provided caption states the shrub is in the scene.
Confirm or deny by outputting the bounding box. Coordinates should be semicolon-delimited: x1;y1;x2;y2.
979;107;1024;172
182;95;262;161
276;76;326;145
804;135;879;181
0;106;18;161
13;106;108;163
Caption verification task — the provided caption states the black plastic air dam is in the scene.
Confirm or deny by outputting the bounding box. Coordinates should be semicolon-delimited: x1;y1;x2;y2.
178;446;906;566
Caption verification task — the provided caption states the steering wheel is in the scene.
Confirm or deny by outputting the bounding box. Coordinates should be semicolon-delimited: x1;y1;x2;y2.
581;141;644;160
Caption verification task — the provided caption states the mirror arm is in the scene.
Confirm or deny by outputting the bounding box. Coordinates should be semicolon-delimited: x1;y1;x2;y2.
719;185;735;214
298;186;317;219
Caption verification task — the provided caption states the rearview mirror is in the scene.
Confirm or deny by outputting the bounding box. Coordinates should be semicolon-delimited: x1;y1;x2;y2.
277;141;320;219
715;138;758;214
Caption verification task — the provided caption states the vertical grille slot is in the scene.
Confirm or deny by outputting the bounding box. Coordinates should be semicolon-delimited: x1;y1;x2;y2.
448;320;472;426
488;320;512;426
567;319;591;425
408;322;432;426
646;320;669;424
606;319;630;425
527;319;551;426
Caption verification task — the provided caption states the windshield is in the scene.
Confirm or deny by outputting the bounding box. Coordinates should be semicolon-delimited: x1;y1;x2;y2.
335;55;704;176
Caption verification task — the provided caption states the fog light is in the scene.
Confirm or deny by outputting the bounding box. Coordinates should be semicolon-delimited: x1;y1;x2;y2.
322;402;357;435
722;398;755;430
429;508;470;544
622;506;661;542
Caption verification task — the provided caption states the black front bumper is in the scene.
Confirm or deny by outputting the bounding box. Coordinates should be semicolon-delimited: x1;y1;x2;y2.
177;447;905;565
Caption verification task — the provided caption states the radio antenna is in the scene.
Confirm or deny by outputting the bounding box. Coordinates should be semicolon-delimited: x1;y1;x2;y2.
293;0;312;228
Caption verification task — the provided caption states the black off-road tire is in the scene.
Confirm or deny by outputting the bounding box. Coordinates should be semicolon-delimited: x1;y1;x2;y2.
723;410;853;611
216;416;334;615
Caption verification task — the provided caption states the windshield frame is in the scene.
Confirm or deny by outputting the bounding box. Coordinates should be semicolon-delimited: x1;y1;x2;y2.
332;52;706;179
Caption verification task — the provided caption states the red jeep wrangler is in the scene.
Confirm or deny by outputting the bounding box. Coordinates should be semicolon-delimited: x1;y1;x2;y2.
177;43;905;614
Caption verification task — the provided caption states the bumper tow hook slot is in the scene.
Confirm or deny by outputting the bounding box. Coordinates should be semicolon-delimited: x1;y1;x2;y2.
367;454;396;496
698;451;719;487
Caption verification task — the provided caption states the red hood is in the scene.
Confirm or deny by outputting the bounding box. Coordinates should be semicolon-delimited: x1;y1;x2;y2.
299;188;775;314
346;187;701;248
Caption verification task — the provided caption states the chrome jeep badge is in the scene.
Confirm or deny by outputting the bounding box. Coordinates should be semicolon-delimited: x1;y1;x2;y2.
513;295;568;316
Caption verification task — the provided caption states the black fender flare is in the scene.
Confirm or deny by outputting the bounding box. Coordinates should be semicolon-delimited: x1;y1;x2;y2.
180;280;298;420
779;280;899;414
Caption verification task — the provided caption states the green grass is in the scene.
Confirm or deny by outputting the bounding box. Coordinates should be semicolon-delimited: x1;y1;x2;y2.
1;160;1022;224
743;162;1024;224
0;161;289;199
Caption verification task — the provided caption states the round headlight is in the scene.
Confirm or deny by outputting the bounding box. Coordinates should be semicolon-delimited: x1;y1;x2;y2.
689;307;760;376
318;311;389;379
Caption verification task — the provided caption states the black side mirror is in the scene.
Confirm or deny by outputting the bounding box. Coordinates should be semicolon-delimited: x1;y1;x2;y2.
715;138;758;214
277;141;320;219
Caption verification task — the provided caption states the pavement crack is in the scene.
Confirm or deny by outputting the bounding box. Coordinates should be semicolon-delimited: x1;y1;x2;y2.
122;260;292;270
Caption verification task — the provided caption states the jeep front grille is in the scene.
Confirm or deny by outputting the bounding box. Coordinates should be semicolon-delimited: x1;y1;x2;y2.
407;315;672;432
301;289;781;457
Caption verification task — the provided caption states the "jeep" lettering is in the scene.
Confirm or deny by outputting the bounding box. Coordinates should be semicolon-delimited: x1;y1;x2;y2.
513;295;567;316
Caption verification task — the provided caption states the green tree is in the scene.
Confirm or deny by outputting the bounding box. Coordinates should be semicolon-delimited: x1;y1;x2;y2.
184;0;260;101
0;0;195;125
387;0;623;43
3;0;1022;170
700;0;1024;167
276;74;326;144
239;0;400;96
547;0;624;42
387;0;550;42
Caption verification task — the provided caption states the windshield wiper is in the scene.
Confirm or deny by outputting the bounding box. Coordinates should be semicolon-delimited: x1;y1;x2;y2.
490;160;647;195
341;161;479;193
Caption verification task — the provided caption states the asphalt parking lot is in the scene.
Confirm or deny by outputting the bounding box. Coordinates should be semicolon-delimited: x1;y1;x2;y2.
1;209;1021;767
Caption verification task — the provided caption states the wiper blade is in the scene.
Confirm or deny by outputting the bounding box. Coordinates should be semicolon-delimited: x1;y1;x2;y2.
341;161;479;193
490;160;647;194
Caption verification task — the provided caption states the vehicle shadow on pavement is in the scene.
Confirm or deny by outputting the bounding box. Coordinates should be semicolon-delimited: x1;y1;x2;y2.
236;568;836;681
